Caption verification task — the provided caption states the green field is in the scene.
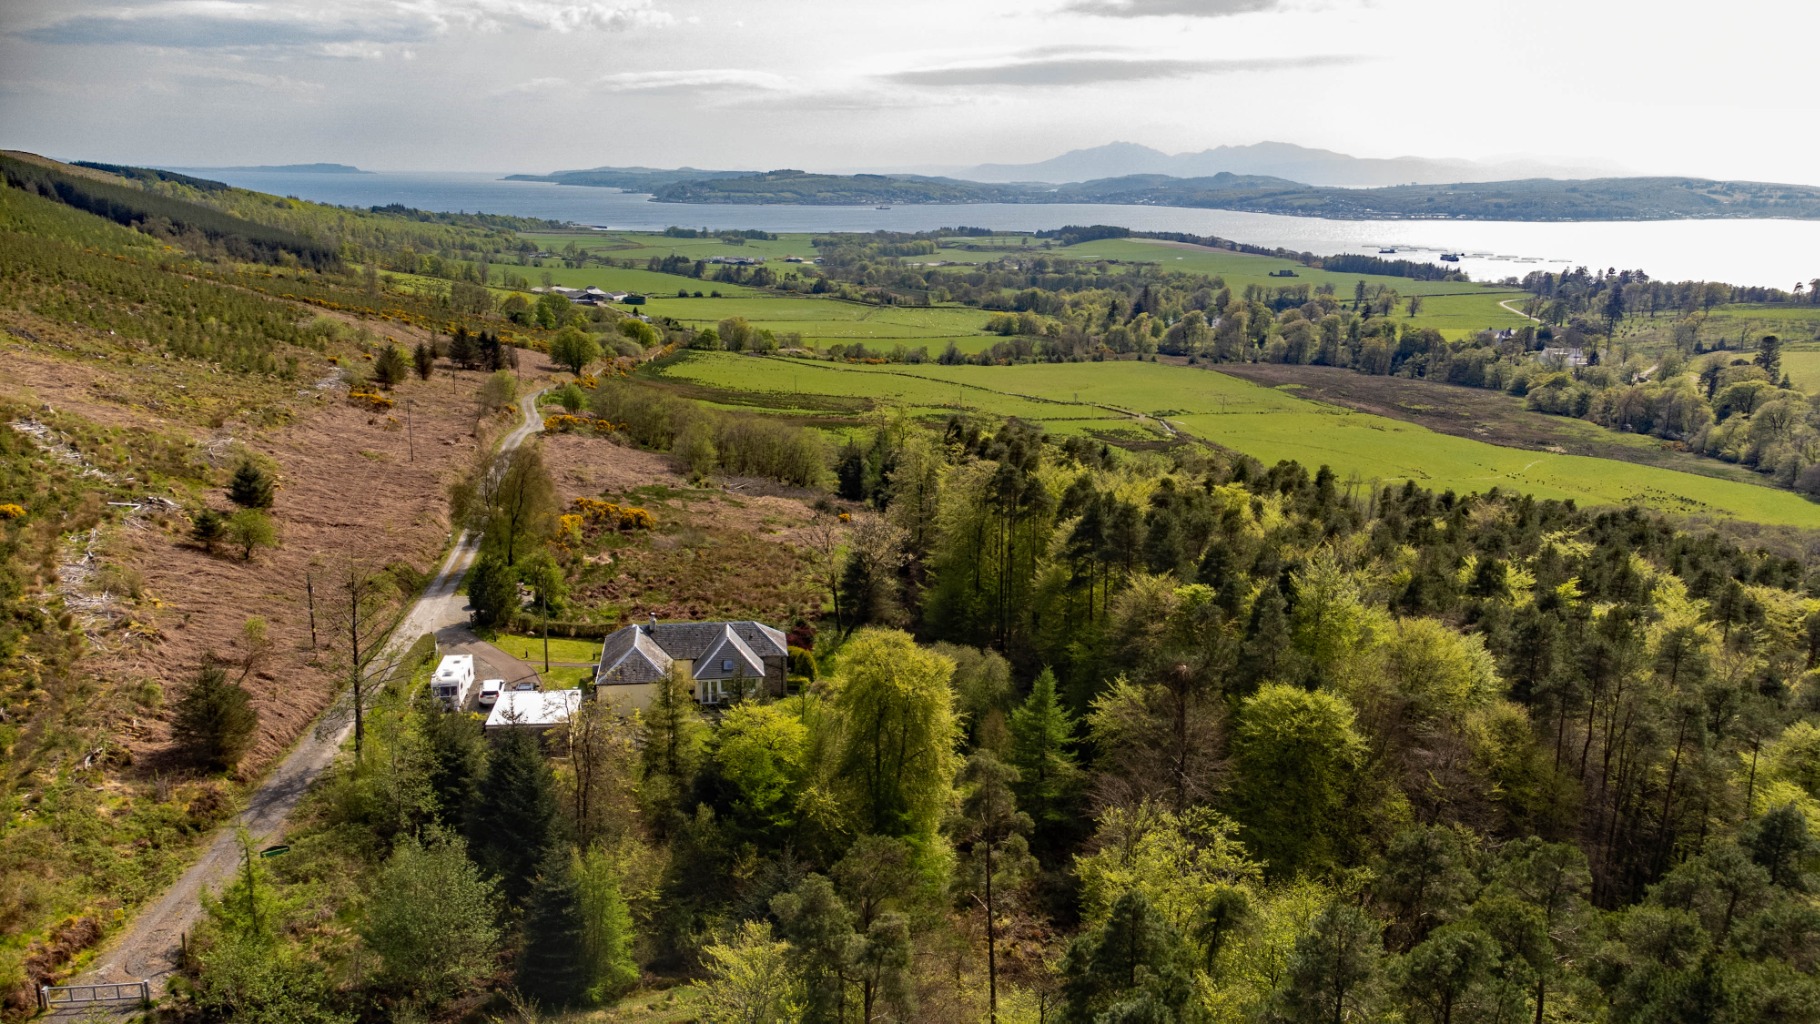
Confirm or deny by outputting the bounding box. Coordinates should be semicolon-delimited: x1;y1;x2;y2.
1783;348;1820;392
637;293;998;347
656;353;1820;527
1053;238;1530;339
518;229;822;263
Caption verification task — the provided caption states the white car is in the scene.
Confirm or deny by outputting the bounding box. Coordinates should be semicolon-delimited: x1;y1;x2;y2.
477;678;504;708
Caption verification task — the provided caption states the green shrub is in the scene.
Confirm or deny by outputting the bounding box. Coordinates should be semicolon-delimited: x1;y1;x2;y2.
225;508;278;562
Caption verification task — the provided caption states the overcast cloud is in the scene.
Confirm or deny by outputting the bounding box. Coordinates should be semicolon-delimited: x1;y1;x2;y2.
0;0;1814;183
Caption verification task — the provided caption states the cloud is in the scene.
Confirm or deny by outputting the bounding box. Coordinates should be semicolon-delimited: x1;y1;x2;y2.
884;53;1361;88
488;76;569;97
16;0;675;52
592;68;793;93
1063;0;1285;15
172;65;326;92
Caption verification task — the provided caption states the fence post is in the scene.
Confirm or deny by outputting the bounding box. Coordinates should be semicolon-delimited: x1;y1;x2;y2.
37;985;47;1011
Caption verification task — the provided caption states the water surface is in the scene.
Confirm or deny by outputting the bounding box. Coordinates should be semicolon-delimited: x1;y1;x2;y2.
195;170;1820;289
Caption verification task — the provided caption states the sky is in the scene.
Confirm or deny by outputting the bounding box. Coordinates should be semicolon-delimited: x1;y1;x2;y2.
1;0;1815;182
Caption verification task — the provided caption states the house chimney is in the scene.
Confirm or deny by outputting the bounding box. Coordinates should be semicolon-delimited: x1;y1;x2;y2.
648;613;658;636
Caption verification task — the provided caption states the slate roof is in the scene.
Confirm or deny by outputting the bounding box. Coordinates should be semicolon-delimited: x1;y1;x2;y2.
595;620;786;687
597;627;673;686
694;628;765;681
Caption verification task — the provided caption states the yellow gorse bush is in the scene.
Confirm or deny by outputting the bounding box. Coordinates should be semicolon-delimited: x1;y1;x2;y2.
542;414;621;434
348;389;394;411
569;496;655;532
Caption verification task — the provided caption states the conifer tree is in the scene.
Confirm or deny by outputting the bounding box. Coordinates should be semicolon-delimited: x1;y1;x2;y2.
412;339;435;380
1007;668;1082;844
372;342;408;390
772;874;855;1024
468;729;562;906
1061;890;1193;1024
227;458;275;509
421;701;486;826
517;852;590;1007
172;664;258;771
953;751;1035;1024
448;326;477;369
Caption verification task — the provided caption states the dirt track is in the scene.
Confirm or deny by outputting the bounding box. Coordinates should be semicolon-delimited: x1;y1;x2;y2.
59;388;546;1013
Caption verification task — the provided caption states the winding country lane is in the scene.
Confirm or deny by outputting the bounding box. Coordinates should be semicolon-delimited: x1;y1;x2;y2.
62;386;547;1011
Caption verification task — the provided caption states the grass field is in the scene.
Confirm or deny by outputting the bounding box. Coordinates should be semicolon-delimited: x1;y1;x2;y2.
518;229;822;263
655;352;1820;526
1783;347;1820;392
636;292;998;347
1052;238;1531;339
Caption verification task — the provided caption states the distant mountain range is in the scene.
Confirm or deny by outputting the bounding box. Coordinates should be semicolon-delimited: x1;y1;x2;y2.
959;141;1621;187
170;163;371;174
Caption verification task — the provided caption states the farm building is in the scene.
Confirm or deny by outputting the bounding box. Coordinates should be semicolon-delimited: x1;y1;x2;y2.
594;617;788;711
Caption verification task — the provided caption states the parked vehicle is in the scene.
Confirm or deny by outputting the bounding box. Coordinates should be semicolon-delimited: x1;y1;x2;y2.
477;678;504;708
431;654;475;709
511;680;539;692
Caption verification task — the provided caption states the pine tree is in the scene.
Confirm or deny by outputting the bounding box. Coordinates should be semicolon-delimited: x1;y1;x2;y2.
517;852;591;1007
1061;890;1193;1024
1007;668;1081;844
172;664;258;771
953;751;1035;1023
372;342;408;390
227;459;275;509
413;340;436;380
448;327;477;369
1266;902;1386;1024
191;506;226;552
468;729;562;906
421;702;486;826
771;874;855;1024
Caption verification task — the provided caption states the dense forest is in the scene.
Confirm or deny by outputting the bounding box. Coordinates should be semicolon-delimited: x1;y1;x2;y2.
176;377;1820;1023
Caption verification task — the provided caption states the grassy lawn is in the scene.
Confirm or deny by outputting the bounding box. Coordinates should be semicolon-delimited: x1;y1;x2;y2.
489;632;604;664
657;352;1820;526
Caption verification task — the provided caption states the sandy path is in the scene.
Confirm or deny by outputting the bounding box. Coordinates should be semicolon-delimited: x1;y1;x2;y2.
57;387;547;1014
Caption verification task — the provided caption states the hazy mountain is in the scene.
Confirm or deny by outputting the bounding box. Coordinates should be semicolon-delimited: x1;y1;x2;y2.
964;141;1620;187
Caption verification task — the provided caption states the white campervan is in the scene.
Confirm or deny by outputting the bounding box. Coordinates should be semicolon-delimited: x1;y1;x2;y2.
431;654;475;710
